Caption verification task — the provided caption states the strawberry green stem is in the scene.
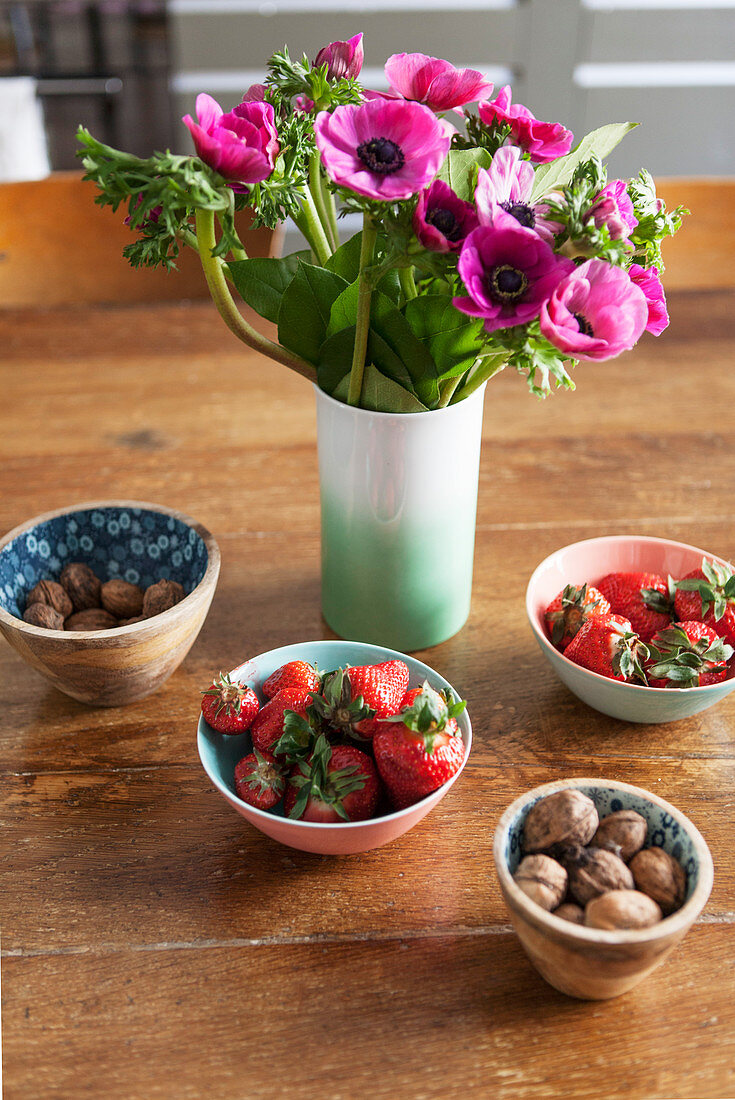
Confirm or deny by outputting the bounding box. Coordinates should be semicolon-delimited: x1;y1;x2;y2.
347;213;377;407
195;208;317;382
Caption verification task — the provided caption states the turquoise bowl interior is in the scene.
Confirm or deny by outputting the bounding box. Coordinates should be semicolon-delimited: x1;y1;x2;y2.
0;503;209;619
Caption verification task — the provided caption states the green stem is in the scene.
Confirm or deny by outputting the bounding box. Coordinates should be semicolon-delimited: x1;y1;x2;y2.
347;214;378;407
324;186;340;252
298;185;332;265
451;353;507;403
309;153;338;252
194;208;317;382
398;265;418;302
437;375;462;408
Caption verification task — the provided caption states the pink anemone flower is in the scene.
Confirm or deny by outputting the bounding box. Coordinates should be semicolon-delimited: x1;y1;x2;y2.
628;263;669;335
314;98;453;201
315;33;364;81
413;180;478;252
454;211;574;334
589;179;638;240
384;52;493;112
539;259;648;360
475;146;561;244
183;94;279;186
477;86;573;164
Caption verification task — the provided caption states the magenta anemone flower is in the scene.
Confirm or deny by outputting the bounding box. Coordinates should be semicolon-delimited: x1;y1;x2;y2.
477;86;573;164
241;83;267;103
384;52;493;112
539;259;648;360
314;98;453;201
475;146;561;244
182;94;279;186
453;211;574;334
628;263;669;335
589;179;638;240
413;179;478;252
315;33;364;81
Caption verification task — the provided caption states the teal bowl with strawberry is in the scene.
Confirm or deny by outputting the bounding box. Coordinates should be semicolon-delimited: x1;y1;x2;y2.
197;639;472;855
526;535;735;723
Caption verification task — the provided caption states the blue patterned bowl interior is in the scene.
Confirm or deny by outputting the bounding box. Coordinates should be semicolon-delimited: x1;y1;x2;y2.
0;506;208;619
503;784;700;903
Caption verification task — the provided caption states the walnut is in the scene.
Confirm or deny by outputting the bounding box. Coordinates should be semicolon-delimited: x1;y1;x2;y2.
552;902;585;924
630;847;687;915
25;579;73;619
513;854;568;911
563;845;634;906
522;789;599;854
23;602;65;629
142;579;185;618
60;562;102;611
100;578;144;619
591;809;648;862
65;608;118;631
585;889;663;930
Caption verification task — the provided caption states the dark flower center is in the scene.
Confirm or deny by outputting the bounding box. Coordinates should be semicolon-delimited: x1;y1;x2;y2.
574;312;594;337
425;206;462;241
500;200;536;229
488;264;528;303
357;136;405;175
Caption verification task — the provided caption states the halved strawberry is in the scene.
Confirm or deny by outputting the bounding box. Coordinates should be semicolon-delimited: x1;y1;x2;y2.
250;686;315;754
201;672;259;734
284;736;380;822
595;572;674;643
234;750;285;810
262;660;321;700
674;559;735;647
372;682;466;810
544;583;611;651
563;613;649;682
646;621;733;688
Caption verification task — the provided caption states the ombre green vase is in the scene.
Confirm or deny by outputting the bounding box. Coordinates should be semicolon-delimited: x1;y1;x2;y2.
315;385;486;651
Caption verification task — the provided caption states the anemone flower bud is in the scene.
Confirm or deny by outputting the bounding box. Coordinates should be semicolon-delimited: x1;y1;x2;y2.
539;259;648;360
413;180;478;252
182;93;279;187
477;86;573;164
384;52;492;112
315;33;364;82
629;262;669;335
589;179;638;240
453;212;574;334
314;98;452;201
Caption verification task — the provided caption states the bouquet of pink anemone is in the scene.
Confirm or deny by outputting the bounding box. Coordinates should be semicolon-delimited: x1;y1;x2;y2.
78;36;684;412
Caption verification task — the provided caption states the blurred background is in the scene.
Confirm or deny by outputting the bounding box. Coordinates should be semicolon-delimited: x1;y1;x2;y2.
1;0;733;181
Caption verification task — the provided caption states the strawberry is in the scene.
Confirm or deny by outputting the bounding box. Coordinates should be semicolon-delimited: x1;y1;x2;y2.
284;736;380;822
373;682;466;810
262;660;321;700
674;559;735;647
250;686;315;754
544;583;611;650
201;671;259;734
595;572;674;643
646;621;733;688
311;660;409;739
563;612;649;683
234;750;285;810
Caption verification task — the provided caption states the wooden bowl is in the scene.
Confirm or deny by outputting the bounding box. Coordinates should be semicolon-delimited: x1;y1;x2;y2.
493;778;714;1000
0;500;220;706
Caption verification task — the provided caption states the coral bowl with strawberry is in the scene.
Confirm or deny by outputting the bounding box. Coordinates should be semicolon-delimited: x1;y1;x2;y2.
197;639;472;854
526;535;735;723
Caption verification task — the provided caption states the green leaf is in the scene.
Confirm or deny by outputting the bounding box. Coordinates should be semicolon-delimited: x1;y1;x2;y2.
325;232;400;302
404;295;484;380
228;251;310;323
277;261;348;364
436;148;492;203
359;365;430;413
530;122;638;201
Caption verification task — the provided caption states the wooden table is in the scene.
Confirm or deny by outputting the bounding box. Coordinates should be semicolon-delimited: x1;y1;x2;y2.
2;287;735;1099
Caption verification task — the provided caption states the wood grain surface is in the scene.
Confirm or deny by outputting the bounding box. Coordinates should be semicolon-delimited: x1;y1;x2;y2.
2;284;735;1099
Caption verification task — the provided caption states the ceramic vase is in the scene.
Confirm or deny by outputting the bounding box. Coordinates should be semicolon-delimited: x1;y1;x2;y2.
315;384;486;651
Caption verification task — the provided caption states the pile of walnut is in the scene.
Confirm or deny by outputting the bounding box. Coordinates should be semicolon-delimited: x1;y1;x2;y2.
22;563;185;631
513;789;687;930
